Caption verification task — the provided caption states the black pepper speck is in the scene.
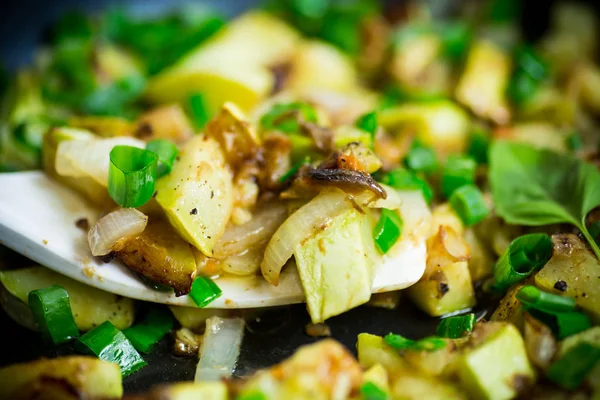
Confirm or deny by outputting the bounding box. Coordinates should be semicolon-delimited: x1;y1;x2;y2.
190;208;198;215
553;280;568;292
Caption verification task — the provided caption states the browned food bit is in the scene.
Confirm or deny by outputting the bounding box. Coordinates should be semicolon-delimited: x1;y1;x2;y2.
305;322;332;337
260;134;292;190
307;168;386;199
114;219;197;296
298;120;334;152
136;104;194;144
75;218;90;231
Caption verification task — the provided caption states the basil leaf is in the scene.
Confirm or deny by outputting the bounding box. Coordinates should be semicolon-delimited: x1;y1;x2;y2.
489;141;600;259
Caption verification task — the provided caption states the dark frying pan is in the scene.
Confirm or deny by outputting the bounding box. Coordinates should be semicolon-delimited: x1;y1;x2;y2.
0;0;583;394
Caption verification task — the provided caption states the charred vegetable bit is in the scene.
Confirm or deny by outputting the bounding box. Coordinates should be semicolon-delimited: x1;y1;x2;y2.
123;307;175;354
436;313;476;339
360;382;388;400
189;277;222;308
145;139;178;178
441;154;477;198
449;184;489;226
373;209;403;254
75;321;147;377
28;285;80;345
301;167;387;199
378;168;433;204
493;233;554;292
384;333;446;352
108;145;158;207
547;342;600;390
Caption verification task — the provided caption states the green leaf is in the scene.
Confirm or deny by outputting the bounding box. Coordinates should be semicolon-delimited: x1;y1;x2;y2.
489;141;600;259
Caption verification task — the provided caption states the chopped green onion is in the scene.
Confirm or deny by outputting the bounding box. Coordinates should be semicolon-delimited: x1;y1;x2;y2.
373;209;403;254
279;156;311;184
468;129;490;164
384;333;446;352
260;102;318;134
187;93;210;129
441;154;477;198
82;74;146;117
547;342;600;390
436;313;476;339
507;46;549;106
439;22;471;61
360;382;388;400
189;276;222;308
355;111;378;146
516;286;576;313
75;321;147;377
378;168;433;204
237;391;268;400
566;132;583;152
493;233;554;292
28;285;79;345
146;139;178;178
404;143;437;174
108;145;158;208
528;309;591;339
123;307;174;354
449;184;489;226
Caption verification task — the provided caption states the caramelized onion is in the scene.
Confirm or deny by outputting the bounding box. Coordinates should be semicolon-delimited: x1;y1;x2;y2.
87;208;148;256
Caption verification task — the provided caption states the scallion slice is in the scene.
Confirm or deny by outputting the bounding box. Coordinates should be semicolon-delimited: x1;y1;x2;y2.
146;139;178;178
237;391;268;400
373;209;403;254
528;309;591;340
493;233;553;292
108;145;157;208
355;111;378;146
123;307;174;354
436;313;476;339
378;168;433;204
260;102;318;134
449;184;489;226
189;276;222;308
28;285;79;345
404;143;437;174
566;132;583;152
75;321;147;377
516;286;576;314
360;382;388;400
547;342;600;389
385;333;446;352
187;93;209;129
441;154;477;198
468;129;490;164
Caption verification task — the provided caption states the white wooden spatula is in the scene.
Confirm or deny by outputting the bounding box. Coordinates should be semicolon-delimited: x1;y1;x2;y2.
0;171;428;308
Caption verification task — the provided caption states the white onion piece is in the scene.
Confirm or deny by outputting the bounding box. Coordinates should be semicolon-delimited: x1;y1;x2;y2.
213;203;288;259
366;184;403;210
56;137;145;186
87;208;148;256
261;189;351;285
222;247;265;276
195;316;245;382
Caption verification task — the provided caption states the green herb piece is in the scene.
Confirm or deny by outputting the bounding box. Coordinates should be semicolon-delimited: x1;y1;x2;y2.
547;342;600;389
439;22;472;61
279;156;311;184
81;74;145;117
123;307;174;354
187;93;210;129
384;333;446;352
108;145;158;208
355;111;378;146
468;129;490;164
436;313;476;339
360;382;388;400
378;168;433;204
404;142;437;174
566;132;583;152
189;277;222;308
516;286;576;313
28;285;79;345
449;184;489;226
507;46;549;105
260;102;318;134
441;154;477;198
493;233;553;292
373;209;403;254
489;141;600;259
146;139;179;178
75;321;147;377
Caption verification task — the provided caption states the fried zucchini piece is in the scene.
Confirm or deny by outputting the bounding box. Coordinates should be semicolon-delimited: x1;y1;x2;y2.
155;135;233;256
535;234;600;319
378;100;471;157
490;282;526;330
357;333;408;374
0;356;122;399
0;266;134;331
455;40;511;125
454;322;535;400
136;104;194;144
294;208;378;323
464;228;494;281
114;219;197;296
145;12;300;114
391;373;467;400
130;382;227;400
68;116;134;138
